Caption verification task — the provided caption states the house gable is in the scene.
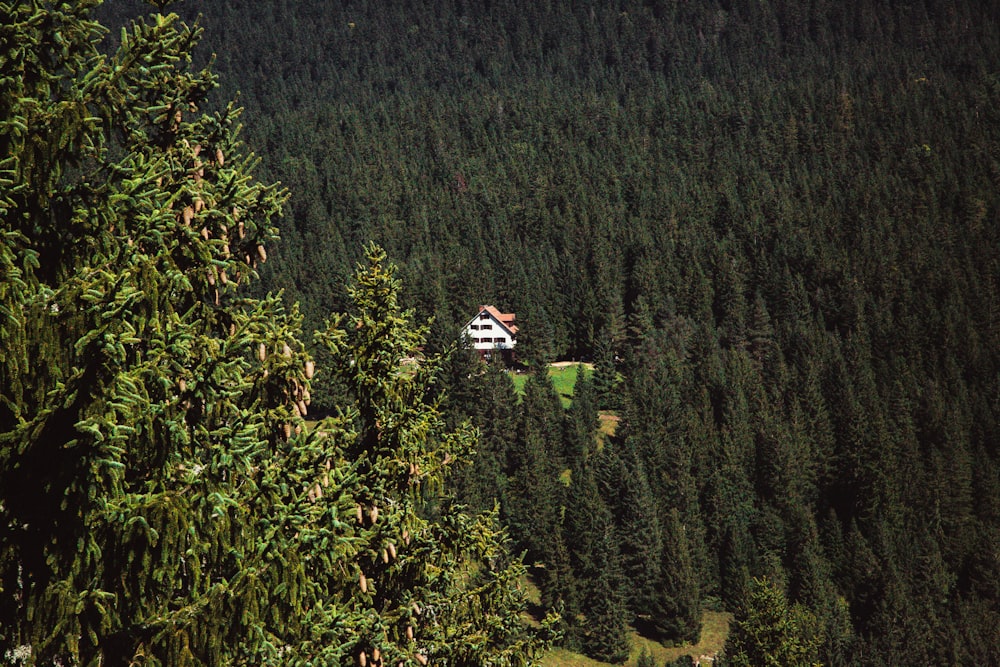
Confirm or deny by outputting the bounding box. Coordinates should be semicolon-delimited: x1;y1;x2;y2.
462;305;517;355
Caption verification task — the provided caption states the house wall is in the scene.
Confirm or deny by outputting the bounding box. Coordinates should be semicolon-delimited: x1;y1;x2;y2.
463;311;515;351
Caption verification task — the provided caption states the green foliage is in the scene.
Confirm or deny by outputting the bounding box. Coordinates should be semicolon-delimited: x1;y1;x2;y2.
315;244;552;666
504;373;566;568
591;338;622;411
635;647;656;667
0;3;297;662
563;462;630;664
90;0;1000;661
0;4;547;665
593;443;663;628
722;577;821;667
650;509;702;645
457;359;520;514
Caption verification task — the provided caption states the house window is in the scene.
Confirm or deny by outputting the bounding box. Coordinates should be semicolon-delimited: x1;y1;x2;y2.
470;324;480;330
479;312;489;320
481;324;492;330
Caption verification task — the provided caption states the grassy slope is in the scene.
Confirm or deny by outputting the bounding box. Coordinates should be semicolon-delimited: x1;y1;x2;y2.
539;612;731;667
511;363;592;407
512;363;619;445
524;565;729;667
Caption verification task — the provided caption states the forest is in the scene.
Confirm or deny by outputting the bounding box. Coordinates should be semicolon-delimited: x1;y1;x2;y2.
4;0;1000;665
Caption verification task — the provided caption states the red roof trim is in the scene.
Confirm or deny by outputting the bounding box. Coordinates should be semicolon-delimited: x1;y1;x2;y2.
473;305;518;336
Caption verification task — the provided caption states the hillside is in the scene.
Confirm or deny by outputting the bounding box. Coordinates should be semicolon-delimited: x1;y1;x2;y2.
91;1;1000;663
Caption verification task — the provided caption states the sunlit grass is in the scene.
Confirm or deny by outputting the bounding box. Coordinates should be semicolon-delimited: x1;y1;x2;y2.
525;571;731;667
597;411;619;448
511;363;593;407
537;612;731;667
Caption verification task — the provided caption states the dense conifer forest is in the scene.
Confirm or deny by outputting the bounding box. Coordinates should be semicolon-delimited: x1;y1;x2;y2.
5;0;1000;664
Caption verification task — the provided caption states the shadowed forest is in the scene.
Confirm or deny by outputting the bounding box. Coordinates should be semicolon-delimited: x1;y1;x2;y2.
8;0;1000;664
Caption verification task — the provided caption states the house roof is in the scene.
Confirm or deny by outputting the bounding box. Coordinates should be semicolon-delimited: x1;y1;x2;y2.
468;305;518;336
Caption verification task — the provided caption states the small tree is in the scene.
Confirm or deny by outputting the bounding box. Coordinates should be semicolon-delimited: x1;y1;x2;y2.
722;577;821;667
591;336;622;410
635;646;657;667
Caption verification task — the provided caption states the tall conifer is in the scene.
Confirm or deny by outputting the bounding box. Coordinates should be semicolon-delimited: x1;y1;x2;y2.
0;4;546;664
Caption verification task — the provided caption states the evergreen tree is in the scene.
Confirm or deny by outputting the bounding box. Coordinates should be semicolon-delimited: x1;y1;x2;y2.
0;4;299;661
564;462;630;663
591;335;622;411
504;373;565;566
594;442;663;628
0;4;547;665
514;308;557;370
649;509;702;644
563;370;598;462
315;245;552;666
722;577;821;667
503;373;572;616
635;647;657;667
82;0;1000;660
449;356;519;514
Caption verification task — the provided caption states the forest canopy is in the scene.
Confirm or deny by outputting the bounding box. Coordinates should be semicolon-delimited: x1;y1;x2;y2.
6;0;1000;664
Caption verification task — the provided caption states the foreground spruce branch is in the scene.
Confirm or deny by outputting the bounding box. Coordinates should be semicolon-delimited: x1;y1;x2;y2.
0;3;550;664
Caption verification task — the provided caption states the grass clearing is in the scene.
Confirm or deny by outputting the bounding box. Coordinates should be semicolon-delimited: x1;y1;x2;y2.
628;611;731;665
538;611;731;667
511;362;593;407
524;573;731;667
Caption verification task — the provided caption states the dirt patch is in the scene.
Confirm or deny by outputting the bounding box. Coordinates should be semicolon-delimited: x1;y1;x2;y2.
597;412;620;444
550;361;595;369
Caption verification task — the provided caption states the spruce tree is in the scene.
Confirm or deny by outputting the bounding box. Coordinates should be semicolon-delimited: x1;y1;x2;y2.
0;3;299;662
649;509;702;644
594;443;663;628
591;336;622;411
447;355;519;514
563;370;598;462
721;577;821;667
315;245;552;667
503;373;565;567
564;462;630;663
502;373;576;622
0;4;546;665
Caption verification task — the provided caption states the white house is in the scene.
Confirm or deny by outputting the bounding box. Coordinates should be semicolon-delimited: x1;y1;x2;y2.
462;305;517;362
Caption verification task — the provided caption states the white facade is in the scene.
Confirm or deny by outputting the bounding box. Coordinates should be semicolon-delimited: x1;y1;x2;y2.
462;306;517;352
